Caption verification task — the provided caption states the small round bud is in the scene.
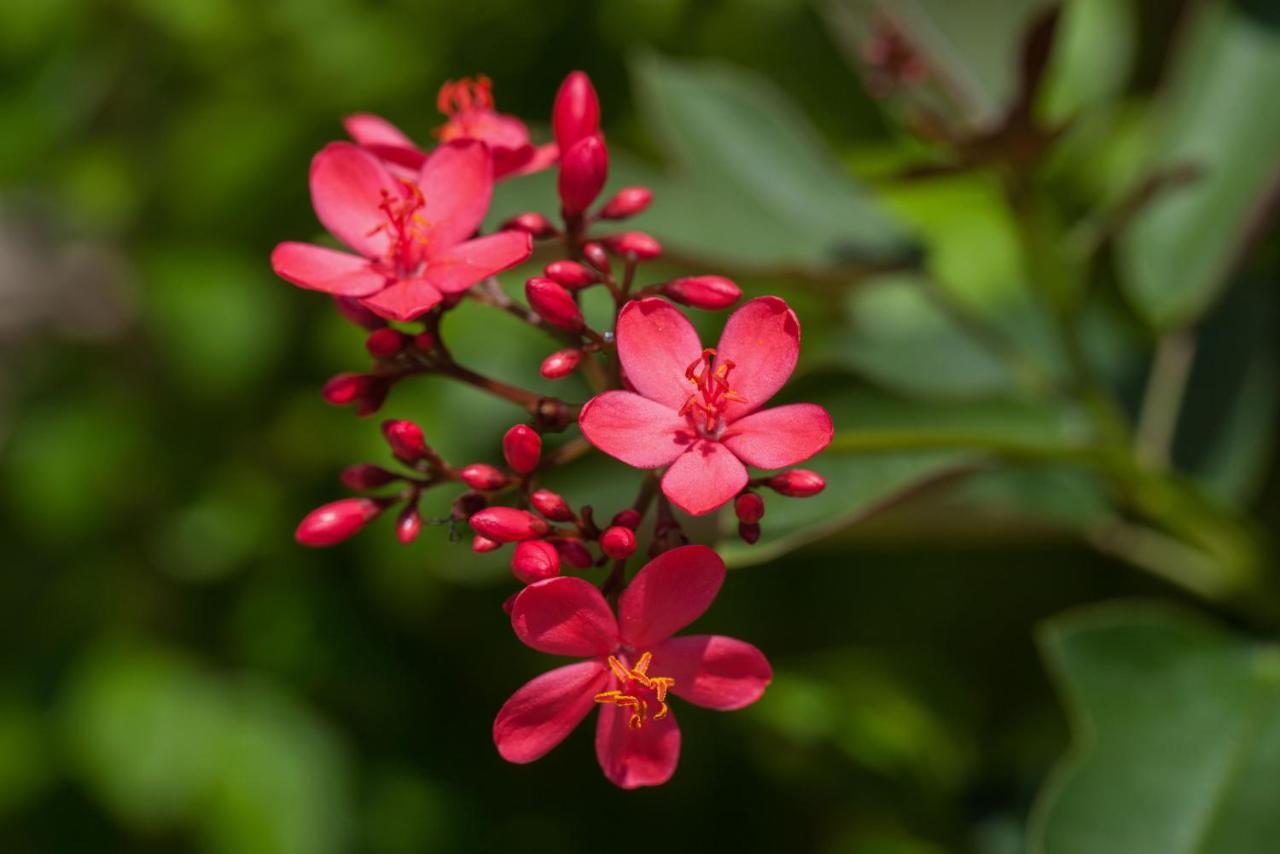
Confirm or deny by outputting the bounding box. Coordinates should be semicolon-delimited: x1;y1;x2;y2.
602;231;662;261
413;332;436;353
738;522;761;545
531;489;574;522
558;134;608;217
582;242;610;274
502;425;542;475
295;497;384;547
340;463;398;491
511;540;561;584
553;70;600;150
663;275;741;310
600;526;637;560
459;463;508;491
473;534;501;554
396;504;422;544
500;212;557;239
382;420;427;463
333;296;386;330
540;348;582;380
525;277;584;332
551;537;594;569
469;507;549;542
598;186;653;220
322;373;367;406
355;379;390;418
543;260;598;290
767;469;827;498
734;492;765;525
365;327;407;359
611;508;642;529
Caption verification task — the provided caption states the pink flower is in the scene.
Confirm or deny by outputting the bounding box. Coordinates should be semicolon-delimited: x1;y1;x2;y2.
578;297;833;515
494;545;771;789
271;140;532;321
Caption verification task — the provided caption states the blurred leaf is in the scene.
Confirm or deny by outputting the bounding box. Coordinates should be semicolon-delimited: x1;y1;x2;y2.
1038;0;1136;123
0;693;53;816
1031;603;1280;853
1117;2;1280;328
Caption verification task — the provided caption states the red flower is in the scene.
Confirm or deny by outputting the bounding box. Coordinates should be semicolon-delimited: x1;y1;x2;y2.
578;297;833;515
493;545;771;789
272;140;532;321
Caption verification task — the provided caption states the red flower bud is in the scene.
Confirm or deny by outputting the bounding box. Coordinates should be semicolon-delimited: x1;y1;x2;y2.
558;134;608;217
767;469;827;498
553;71;600;151
340;463;398;491
365;327;407;359
322;373;368;406
611;508;642;529
500;212;557;239
355;379;389;417
543;260;598;290
602;231;662;260
598;186;653;220
600;526;637;560
459;463;508;491
540;349;582;380
551;537;594;569
582;242;611;274
396;504;422;544
530;489;574;522
511;540;561;584
295;497;384;547
413;332;436;353
382;420;427;463
502;424;542;475
469;507;549;542
333;296;386;330
738;522;761;545
734;492;765;524
525;277;584;332
663;275;742;310
473;535;501;554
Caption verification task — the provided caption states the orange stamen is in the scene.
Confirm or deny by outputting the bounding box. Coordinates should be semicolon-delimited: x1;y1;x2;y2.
594;653;676;729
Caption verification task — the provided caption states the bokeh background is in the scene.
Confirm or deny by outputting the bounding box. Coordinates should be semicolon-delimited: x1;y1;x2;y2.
2;0;1278;852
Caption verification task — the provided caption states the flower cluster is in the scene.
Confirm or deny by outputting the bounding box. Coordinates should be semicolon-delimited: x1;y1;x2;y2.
274;71;833;787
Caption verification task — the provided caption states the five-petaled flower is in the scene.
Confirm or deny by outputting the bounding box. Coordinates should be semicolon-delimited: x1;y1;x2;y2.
578;297;833;515
271;139;532;321
494;545;771;789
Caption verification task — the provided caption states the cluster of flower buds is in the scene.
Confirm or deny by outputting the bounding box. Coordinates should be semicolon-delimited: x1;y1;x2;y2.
274;70;832;789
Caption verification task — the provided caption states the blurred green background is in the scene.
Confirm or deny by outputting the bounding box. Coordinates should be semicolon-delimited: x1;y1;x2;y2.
2;0;1279;852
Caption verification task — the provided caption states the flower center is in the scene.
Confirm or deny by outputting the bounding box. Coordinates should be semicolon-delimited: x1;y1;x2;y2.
436;76;495;140
594;652;676;730
366;178;431;273
678;348;747;437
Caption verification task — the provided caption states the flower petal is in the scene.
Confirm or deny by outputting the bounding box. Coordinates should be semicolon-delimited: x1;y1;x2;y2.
660;440;748;517
616;298;705;411
424;231;532;295
270;242;387;296
358;277;442;322
418;139;493;251
511;577;619;657
343;113;416;148
494;660;610;764
714;296;801;420
720;403;833;469
309;142;399;259
509;142;559;178
595;702;680;789
653;635;772;711
617;544;725;648
578;391;692;469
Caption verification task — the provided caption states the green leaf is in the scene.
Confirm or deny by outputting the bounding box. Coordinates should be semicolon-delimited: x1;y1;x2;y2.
1117;3;1280;328
1031;603;1280;854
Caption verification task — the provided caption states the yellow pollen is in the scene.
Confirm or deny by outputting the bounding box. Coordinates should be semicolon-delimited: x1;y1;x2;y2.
594;653;676;729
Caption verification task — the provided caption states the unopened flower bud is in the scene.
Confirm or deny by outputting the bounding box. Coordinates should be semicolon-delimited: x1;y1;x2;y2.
333;296;386;330
540;349;582;380
611;508;642;529
396;504;422;544
365;327;407;359
552;537;594;569
525;278;584;332
454;492;487;521
582;242;610;274
382;420;427;463
511;540;561;584
663;275;741;310
598;186;653;220
295;497;385;547
738;522;761;545
340;463;398;491
413;332;435;353
543;260;597;290
530;489;574;522
500;212;557;239
469;507;549;542
602;231;662;260
459;463;508;491
473;535;501;554
767;469;827;498
553;70;600;150
735;492;765;525
600;526;637;560
355;378;390;417
558;134;608;217
322;373;368;406
502;425;542;475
